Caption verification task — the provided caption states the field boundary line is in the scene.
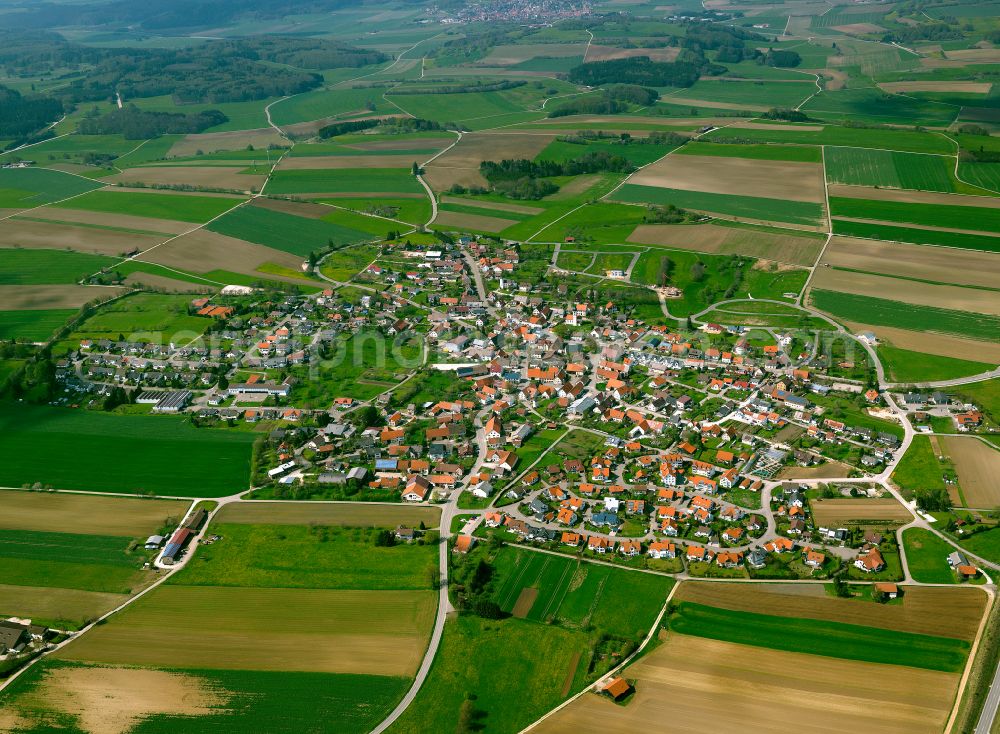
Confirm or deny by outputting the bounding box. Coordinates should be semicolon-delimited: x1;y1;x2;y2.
946;585;996;734
0;183;111;224
517;580;681;734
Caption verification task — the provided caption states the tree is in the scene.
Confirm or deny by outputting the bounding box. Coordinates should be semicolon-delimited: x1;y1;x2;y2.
689;261;706;283
374;529;396;547
831;573;852;598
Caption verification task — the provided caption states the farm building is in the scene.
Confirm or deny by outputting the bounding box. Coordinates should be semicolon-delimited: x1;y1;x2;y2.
161;527;192;565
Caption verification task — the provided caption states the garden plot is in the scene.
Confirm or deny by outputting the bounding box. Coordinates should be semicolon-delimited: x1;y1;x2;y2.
626;154;825;204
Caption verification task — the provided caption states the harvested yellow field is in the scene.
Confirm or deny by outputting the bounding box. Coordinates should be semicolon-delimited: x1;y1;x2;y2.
821;236;1000;290
879;81;992;94
0;284;126;310
0;584;128;626
0;218;165;256
17;206;191;235
109;166;265;192
673;582;986;640
216;500;441;527
940;436;1000;508
628;154;825;203
828;184;1000;209
627;221;822;265
810;498;913;526
810;267;1000;316
0;489;188;535
0;666;228;734
167;128;285;157
843;320;1000;365
278;155;416;170
434;210;517;233
532;634;959;734
59;586;438;676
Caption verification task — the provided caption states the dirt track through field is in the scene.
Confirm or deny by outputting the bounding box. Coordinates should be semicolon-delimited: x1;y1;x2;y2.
673;582;986;640
821;236;1000;290
533;634;959;734
628;154;825;203
811;267;1000;316
940;436;1000;507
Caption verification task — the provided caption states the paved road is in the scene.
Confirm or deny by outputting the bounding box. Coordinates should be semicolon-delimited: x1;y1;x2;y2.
976;651;1000;734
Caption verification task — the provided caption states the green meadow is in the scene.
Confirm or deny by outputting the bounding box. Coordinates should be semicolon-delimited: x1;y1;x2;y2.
0;403;255;497
825;147;956;192
173;523;437;591
207;205;375;257
267;168;423;195
53;190;244;223
903;529;961;585
0;309;78;341
0;167;102;209
0;249;114;285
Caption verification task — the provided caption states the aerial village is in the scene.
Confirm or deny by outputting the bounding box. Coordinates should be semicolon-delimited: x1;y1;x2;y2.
46;235;990;581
